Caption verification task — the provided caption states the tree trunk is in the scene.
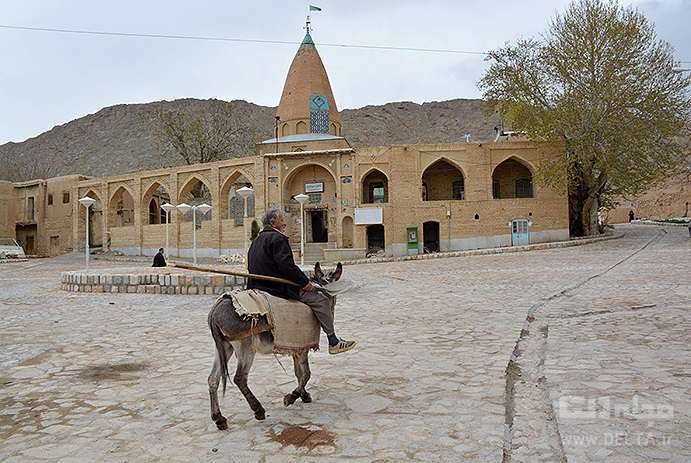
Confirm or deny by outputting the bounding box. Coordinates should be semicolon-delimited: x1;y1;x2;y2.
581;194;599;236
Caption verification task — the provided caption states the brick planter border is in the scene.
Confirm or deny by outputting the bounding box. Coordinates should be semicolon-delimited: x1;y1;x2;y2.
60;271;245;295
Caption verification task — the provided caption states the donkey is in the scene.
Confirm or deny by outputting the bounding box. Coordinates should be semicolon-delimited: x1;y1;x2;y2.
207;262;343;430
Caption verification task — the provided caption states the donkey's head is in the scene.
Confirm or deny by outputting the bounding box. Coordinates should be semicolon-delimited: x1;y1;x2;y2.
311;262;343;286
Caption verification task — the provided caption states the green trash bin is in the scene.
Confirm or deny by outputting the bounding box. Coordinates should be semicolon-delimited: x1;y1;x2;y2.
406;226;419;255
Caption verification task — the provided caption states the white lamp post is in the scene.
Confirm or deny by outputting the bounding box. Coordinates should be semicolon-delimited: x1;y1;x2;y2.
78;196;96;268
236;186;254;266
161;202;174;259
182;202;212;264
294;193;309;266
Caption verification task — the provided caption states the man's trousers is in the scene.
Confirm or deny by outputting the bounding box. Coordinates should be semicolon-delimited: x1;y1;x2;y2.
297;290;335;336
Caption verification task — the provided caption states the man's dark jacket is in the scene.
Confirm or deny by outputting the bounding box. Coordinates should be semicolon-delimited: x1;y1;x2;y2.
247;226;309;299
152;252;166;267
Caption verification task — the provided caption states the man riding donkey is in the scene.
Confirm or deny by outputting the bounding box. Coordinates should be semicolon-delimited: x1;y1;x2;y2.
247;209;356;354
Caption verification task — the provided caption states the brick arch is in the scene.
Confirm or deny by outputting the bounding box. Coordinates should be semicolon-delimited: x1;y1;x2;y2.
177;175;215;222
220;169;255;221
420;157;467;180
78;189;104;247
283;162;338;192
360;168;390;204
491;156;535;199
141;181;171;225
421;158;466;201
491;154;535;175
107;185;135;227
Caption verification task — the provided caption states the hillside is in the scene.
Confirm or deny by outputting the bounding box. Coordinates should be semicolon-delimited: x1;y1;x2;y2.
0;98;500;180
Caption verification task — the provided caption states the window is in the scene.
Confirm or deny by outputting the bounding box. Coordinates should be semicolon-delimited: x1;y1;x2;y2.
492;181;501;199
372;184;385;203
452;180;464;200
47;194;53;205
62;192;70;203
515;178;533;198
27;197;35;221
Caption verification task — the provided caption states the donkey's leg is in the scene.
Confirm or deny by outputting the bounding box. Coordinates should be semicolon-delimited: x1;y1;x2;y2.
209;341;233;430
284;351;312;406
233;340;266;420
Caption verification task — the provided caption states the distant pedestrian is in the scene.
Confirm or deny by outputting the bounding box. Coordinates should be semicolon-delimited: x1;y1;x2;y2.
628;210;635;222
152;248;167;267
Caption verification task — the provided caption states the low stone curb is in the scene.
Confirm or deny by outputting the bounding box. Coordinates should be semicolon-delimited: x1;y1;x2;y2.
0;258;29;264
60;270;245;295
340;232;623;266
631;220;690;227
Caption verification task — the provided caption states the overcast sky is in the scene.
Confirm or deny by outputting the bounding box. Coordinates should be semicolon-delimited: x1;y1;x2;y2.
0;0;688;144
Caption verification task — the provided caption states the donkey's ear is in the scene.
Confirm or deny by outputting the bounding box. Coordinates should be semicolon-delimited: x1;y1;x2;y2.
332;262;343;281
314;262;323;279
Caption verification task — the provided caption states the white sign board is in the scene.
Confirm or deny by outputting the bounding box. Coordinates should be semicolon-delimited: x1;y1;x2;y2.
354;207;383;225
305;182;324;193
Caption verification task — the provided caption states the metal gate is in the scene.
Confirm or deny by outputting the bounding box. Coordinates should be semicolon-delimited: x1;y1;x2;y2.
511;219;530;245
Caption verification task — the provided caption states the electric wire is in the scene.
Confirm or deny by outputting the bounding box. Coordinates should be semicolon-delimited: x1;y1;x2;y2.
0;24;488;56
3;24;688;63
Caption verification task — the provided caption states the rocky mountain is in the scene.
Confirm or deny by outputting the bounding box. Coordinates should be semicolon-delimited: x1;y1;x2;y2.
0;98;500;181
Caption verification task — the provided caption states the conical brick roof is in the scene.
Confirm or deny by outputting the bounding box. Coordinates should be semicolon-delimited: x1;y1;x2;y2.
276;32;342;137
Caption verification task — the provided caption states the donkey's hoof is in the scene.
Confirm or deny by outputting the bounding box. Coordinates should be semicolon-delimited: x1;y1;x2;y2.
284;392;299;406
254;409;266;421
300;392;312;403
215;417;228;430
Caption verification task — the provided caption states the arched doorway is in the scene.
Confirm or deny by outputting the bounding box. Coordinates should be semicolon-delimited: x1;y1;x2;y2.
492;158;534;199
366;224;385;254
78;190;103;247
108;187;135;228
220;172;254;225
361;169;389;203
142;183;170;225
284;163;338;245
342;216;354;248
423;221;440;253
178;177;213;223
422;159;465;201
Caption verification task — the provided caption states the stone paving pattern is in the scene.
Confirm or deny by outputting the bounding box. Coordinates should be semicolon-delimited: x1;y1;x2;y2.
0;224;688;462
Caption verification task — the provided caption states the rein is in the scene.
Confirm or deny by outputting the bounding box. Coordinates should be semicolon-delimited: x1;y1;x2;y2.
172;262;303;287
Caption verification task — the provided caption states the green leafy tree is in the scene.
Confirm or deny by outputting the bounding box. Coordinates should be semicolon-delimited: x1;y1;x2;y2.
250;219;260;241
479;0;690;235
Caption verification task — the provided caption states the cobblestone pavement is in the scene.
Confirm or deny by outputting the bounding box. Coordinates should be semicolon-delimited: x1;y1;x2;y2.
0;224;688;462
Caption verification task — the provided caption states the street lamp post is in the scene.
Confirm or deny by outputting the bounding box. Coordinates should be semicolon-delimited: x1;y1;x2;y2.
78;196;96;268
161;202;174;259
176;202;211;264
294;193;309;267
236;186;254;267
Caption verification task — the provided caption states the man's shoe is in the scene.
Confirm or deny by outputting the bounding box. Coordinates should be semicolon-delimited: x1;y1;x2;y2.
329;339;356;355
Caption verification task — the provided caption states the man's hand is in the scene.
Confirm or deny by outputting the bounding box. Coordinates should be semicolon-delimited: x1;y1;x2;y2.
302;282;317;293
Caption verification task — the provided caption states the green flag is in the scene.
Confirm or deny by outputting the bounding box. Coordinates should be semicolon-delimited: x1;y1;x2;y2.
309;5;321;11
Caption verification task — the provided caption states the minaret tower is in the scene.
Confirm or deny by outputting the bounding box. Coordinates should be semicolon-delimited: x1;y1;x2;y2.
275;18;342;138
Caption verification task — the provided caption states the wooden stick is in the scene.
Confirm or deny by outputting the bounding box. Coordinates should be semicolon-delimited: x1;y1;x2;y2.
172;262;302;287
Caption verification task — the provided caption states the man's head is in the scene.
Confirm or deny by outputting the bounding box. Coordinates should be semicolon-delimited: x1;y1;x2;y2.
262;208;286;232
159;248;164;253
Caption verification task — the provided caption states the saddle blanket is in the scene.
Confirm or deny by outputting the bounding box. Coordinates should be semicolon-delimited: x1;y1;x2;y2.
219;289;320;354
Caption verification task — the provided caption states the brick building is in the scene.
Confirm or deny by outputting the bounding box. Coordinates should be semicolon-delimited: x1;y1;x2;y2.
0;28;569;260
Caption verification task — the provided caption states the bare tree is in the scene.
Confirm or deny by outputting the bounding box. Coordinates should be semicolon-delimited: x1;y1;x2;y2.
154;99;248;165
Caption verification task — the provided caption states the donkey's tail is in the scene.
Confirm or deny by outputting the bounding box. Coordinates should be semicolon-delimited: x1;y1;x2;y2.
208;307;231;396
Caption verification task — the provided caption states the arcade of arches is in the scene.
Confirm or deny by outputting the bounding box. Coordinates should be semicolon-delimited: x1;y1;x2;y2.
2;139;566;258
